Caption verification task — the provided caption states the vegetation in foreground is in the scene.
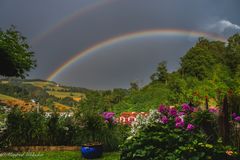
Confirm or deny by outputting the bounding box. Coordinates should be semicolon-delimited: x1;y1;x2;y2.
120;104;240;160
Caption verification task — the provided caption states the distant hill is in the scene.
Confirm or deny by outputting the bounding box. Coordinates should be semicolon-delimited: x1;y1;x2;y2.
0;79;90;112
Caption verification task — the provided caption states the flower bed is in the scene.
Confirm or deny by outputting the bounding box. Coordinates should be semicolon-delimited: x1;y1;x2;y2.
120;104;240;160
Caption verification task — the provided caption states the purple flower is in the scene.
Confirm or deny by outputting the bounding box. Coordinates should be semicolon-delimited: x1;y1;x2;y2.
232;113;237;118
169;108;178;117
175;121;184;128
161;116;168;124
102;112;115;120
175;117;182;123
186;124;195;131
178;112;185;116
234;116;240;122
158;105;168;113
209;108;218;113
182;103;193;112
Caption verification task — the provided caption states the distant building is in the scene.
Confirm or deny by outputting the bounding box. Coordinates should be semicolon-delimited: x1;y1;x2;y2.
117;112;148;125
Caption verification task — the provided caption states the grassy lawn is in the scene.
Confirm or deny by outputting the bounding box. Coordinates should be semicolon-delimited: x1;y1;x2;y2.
0;151;120;160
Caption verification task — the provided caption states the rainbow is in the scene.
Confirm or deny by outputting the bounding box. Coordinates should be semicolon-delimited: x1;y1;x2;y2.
47;29;227;81
31;0;115;45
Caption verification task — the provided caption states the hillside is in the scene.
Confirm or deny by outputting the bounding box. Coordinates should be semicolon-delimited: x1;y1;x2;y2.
0;79;88;112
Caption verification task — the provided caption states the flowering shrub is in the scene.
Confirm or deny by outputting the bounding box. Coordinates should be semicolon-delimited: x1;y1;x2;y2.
75;110;124;151
120;104;240;160
232;112;240;122
102;112;116;127
102;112;115;121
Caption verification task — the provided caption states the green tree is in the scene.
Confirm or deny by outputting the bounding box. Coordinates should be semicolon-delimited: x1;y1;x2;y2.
130;81;139;91
180;38;224;80
224;33;240;74
0;26;36;78
151;61;168;84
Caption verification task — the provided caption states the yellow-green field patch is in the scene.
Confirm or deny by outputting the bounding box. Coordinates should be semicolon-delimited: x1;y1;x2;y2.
47;91;85;101
23;81;66;91
0;93;18;101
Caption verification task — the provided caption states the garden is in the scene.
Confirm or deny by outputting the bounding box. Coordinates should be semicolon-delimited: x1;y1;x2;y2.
1;94;240;159
1;26;240;159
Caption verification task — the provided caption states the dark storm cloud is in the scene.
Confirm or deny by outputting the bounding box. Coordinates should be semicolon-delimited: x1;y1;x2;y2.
1;0;240;89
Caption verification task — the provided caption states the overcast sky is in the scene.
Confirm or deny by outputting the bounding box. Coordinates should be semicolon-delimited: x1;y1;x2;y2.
1;0;240;89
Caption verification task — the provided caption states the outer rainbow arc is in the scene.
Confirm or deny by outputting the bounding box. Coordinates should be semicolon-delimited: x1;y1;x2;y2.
31;0;115;45
47;29;227;81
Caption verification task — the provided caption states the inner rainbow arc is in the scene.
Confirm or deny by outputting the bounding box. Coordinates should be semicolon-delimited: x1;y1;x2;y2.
47;29;226;81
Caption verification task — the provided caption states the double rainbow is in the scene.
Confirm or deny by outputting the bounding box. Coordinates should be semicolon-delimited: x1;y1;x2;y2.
31;0;115;45
47;29;226;81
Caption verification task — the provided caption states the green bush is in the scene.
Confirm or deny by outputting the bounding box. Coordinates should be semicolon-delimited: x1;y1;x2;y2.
74;110;125;151
192;109;219;143
120;105;240;160
2;108;78;146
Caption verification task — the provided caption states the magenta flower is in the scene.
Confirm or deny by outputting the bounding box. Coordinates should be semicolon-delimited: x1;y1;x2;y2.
169;108;178;117
232;113;237;118
234;116;240;122
175;121;184;128
186;124;195;131
178;112;185;116
209;108;218;113
102;112;115;120
182;103;193;112
161;116;168;124
175;117;182;123
158;105;168;113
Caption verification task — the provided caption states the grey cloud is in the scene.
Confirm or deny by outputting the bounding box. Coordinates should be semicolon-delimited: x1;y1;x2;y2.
208;19;240;33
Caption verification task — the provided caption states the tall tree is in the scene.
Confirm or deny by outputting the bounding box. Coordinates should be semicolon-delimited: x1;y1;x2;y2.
130;81;139;91
0;26;36;78
224;33;240;74
151;61;168;84
180;38;224;80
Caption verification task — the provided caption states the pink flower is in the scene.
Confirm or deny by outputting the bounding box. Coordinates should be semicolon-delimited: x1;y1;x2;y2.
102;112;115;120
232;113;237;118
158;105;168;113
175;117;182;123
234;116;240;122
209;108;218;113
178;112;185;116
182;103;193;112
186;124;195;131
175;121;184;128
169;108;178;117
161;116;168;124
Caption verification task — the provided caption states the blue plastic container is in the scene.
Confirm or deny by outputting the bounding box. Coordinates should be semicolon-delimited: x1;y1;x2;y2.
81;143;103;159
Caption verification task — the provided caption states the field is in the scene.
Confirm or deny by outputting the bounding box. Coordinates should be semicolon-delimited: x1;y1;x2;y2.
0;93;18;101
0;93;37;111
53;102;72;111
47;91;85;101
0;151;120;160
0;93;71;112
23;81;66;91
